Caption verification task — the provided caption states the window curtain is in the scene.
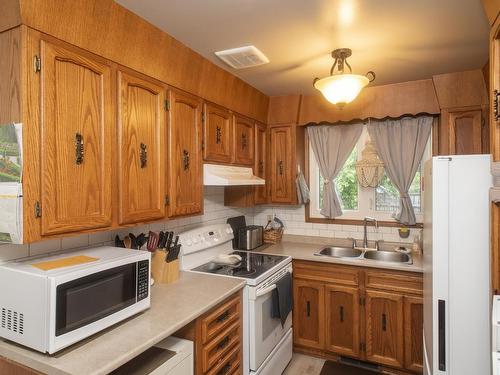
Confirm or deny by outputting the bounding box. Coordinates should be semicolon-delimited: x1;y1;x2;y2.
308;124;363;218
367;116;432;225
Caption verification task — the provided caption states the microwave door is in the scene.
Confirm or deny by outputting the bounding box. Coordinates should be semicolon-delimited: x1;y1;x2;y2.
55;263;137;337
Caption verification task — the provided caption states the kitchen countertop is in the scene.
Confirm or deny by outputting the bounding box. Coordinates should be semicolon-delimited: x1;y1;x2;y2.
0;272;245;375
258;235;423;273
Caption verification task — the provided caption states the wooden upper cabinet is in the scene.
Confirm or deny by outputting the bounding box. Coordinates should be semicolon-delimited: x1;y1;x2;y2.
293;280;324;349
168;90;203;217
233;115;254;166
325;285;360;358
447;109;483;154
270;125;294;203
40;40;112;235
254;123;267;204
117;71;166;224
203;103;232;163
404;296;424;372
365;290;404;369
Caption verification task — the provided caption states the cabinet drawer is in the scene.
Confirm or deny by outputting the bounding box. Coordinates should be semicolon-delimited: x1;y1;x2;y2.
293;261;360;286
205;337;241;375
201;295;241;344
203;321;240;373
365;270;423;295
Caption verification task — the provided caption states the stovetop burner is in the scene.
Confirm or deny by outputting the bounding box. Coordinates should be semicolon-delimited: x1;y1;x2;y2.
191;251;289;280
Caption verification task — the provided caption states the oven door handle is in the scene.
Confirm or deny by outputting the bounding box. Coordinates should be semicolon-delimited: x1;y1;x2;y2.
256;284;277;298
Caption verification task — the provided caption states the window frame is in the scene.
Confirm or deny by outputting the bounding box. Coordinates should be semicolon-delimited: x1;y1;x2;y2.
306;125;430;227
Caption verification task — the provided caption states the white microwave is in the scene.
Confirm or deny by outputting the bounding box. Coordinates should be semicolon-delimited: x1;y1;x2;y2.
0;246;151;354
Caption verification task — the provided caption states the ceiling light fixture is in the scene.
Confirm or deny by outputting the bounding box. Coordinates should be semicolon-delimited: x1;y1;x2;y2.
313;48;375;108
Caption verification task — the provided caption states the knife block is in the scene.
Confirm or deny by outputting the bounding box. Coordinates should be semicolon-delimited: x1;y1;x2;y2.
152;250;179;284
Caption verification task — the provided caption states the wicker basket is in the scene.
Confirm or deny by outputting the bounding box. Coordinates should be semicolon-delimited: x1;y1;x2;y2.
263;222;284;244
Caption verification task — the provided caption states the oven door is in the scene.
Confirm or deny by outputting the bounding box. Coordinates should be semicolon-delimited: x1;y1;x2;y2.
248;266;293;371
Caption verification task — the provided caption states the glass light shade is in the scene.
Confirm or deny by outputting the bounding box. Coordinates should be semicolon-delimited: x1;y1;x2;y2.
314;74;369;107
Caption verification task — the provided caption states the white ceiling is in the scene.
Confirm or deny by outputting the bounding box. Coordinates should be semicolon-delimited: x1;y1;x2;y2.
116;0;490;96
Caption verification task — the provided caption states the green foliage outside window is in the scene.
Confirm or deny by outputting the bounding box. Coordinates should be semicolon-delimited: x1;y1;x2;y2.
319;147;358;210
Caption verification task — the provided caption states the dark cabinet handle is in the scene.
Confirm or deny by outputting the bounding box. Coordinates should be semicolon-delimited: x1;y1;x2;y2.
278;161;284;175
259;160;264;174
382;313;387;331
216;126;222;144
339;306;344;322
306;301;311;317
494;90;500;122
217;362;231;375
217;336;230;351
140;143;147;168
438;300;446;371
182;149;190;170
75;133;84;165
216;310;230;323
241;133;247;149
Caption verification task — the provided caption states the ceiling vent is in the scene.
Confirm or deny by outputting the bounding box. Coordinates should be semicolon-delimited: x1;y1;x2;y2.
214;46;269;69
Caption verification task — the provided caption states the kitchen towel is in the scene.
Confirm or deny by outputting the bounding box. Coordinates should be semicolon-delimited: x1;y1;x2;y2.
295;170;310;204
271;272;293;326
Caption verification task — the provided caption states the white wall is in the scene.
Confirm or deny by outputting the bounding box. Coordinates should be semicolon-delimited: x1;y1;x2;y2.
0;187;418;262
0;187;253;262
253;205;420;244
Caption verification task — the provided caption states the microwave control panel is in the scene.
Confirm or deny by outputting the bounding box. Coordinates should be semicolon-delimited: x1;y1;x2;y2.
137;260;149;301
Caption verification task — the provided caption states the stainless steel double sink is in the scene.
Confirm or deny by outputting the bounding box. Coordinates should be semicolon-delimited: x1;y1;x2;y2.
314;246;412;264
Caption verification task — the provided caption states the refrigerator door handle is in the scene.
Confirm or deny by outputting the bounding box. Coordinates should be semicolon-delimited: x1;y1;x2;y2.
438;299;446;371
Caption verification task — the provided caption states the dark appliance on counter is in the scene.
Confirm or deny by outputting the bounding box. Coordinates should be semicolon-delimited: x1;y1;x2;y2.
227;216;264;250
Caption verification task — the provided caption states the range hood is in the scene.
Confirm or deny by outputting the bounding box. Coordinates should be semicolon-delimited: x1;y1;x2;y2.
204;164;265;186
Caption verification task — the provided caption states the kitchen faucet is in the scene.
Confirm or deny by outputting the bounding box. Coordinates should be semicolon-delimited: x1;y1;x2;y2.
363;217;378;250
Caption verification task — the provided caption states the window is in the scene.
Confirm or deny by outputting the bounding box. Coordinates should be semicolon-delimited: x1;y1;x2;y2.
309;126;431;222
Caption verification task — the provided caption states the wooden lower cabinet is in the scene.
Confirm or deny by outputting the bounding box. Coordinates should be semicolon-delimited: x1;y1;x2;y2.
293;280;324;349
293;260;423;373
325;285;360;358
176;291;243;375
0;357;42;375
365;290;404;368
404;296;424;372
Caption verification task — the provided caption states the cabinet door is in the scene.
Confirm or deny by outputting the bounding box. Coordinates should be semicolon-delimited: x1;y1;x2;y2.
168;90;203;217
404;296;423;372
293;279;324;349
233;115;254;165
117;71;166;224
325;285;360;358
40;40;112;235
270;125;294;203
203;103;232;163
448;109;483;154
365;290;404;368
254;123;267;204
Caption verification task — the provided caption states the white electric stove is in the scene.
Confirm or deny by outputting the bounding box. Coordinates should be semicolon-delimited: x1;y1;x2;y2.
179;224;293;375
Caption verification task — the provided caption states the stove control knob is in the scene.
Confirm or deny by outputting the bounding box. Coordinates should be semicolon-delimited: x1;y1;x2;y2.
193;237;198;244
186;239;193;246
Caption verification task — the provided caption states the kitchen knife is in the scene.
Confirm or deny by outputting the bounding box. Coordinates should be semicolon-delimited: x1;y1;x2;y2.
123;236;132;249
171;235;179;251
165;231;174;251
166;244;181;263
157;231;166;249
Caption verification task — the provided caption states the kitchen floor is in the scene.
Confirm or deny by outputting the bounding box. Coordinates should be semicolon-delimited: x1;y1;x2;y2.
283;353;325;375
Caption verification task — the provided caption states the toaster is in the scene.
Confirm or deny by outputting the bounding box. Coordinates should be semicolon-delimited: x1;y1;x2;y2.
237;225;263;250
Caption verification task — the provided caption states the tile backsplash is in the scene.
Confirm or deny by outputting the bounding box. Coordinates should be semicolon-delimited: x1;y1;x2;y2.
0;187;253;262
0;188;418;262
253;205;420;245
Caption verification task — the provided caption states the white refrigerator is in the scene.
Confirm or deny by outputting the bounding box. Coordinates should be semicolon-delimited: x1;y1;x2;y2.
423;155;492;375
